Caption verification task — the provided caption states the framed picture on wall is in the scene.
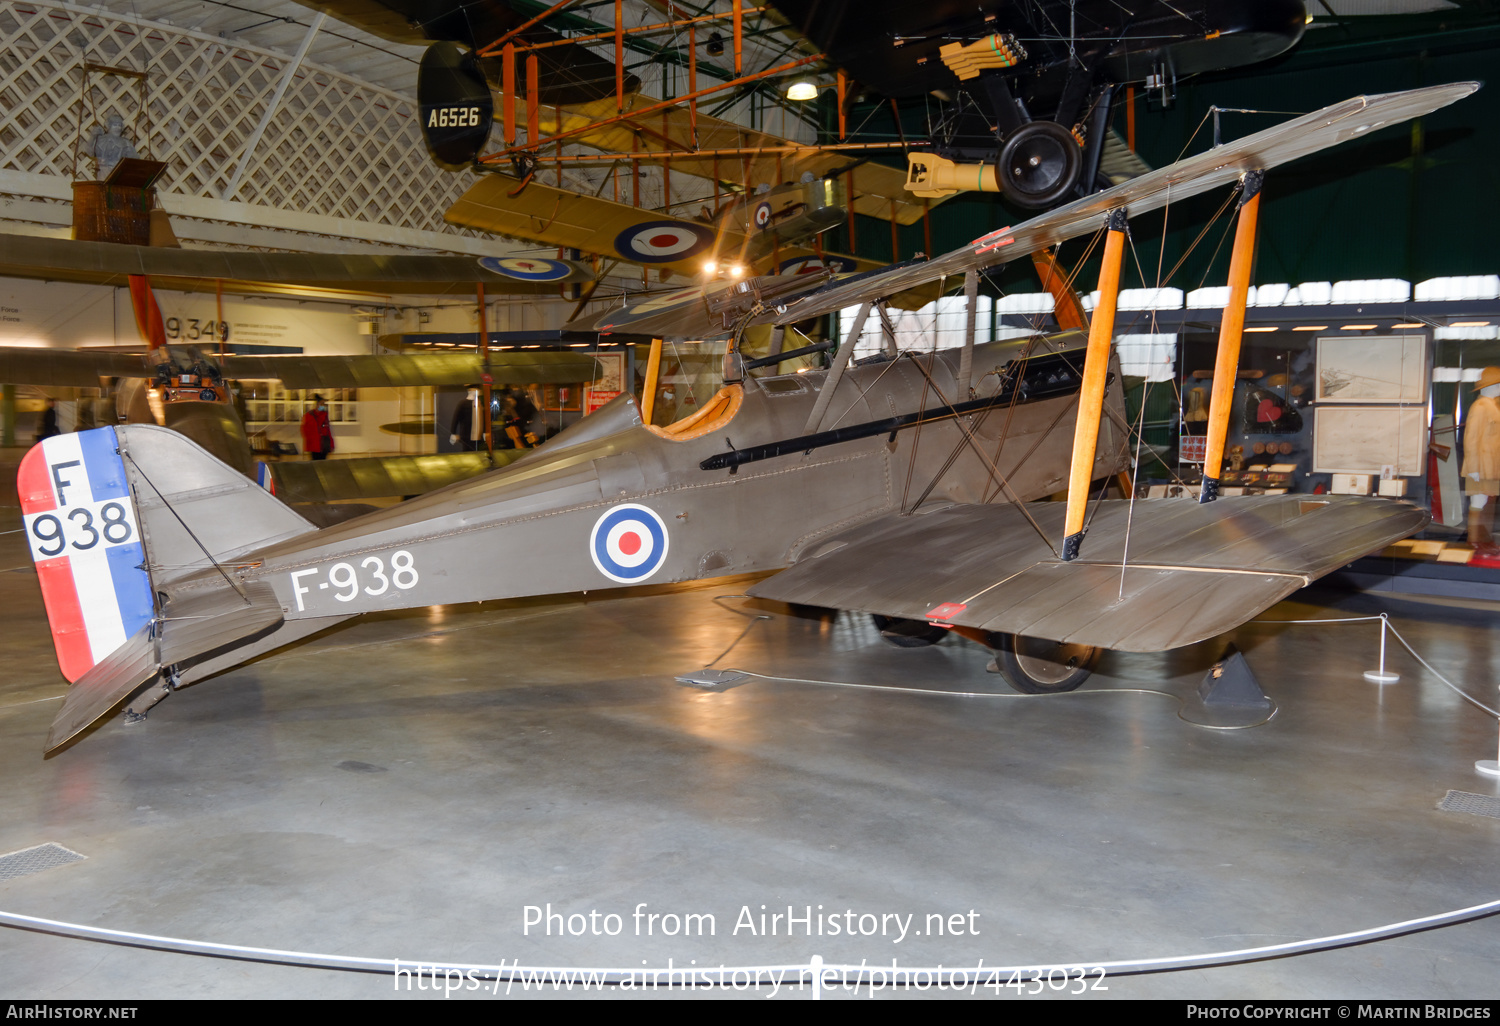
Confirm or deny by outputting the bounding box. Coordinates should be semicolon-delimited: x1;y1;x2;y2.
1316;334;1428;403
1313;404;1426;475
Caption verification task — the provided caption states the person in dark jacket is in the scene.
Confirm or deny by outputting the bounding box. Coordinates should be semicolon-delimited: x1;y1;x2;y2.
34;399;60;444
449;388;479;451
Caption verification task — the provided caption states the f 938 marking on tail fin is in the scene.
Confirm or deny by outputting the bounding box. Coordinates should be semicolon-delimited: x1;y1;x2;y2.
17;427;154;682
25;499;136;558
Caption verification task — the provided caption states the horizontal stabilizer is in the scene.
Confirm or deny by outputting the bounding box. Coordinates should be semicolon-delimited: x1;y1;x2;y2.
45;576;285;752
748;496;1429;652
157;581;284;667
46;621;159;753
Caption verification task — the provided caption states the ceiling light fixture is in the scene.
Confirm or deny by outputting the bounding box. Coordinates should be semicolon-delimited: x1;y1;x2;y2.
786;79;819;101
1292;325;1328;331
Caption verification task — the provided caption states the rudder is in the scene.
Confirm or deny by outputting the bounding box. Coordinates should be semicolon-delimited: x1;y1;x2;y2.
19;427;155;682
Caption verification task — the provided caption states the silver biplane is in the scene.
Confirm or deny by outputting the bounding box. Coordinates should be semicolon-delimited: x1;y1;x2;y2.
18;83;1470;753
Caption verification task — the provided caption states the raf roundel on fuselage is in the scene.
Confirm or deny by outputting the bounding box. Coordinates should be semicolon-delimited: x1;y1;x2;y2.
589;504;670;584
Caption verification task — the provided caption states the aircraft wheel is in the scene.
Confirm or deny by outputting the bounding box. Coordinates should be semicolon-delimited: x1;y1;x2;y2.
872;614;948;648
997;121;1083;209
988;633;1099;693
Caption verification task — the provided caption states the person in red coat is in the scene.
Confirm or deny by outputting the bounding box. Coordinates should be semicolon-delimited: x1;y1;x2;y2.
300;394;334;460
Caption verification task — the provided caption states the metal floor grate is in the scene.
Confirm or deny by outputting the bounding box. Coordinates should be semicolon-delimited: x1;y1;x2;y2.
1439;791;1500;819
0;842;87;881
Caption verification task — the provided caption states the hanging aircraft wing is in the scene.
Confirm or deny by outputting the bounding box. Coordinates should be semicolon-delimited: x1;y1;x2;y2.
591;255;944;338
445;172;746;278
0;346;153;387
0;233;593;298
770;82;1481;325
0;346;598;389
223;351;600;388
258;451;525;504
533;95;944;225
748;496;1430;652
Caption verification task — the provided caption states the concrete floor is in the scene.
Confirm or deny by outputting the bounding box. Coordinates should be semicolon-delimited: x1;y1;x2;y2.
2;464;1500;999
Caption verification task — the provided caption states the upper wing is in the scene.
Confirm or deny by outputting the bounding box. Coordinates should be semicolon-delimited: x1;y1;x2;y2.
748;495;1429;652
445;174;745;277
0;233;593;297
535;95;941;226
773;82;1480;324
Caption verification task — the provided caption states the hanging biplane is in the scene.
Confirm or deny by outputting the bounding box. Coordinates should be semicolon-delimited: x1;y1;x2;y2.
17;83;1469;755
0;234;601;504
382;0;1311;221
770;0;1310;207
394;5;953;288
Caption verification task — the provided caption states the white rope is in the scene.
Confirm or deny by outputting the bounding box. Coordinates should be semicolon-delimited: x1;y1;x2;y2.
1252;613;1500;718
5;897;1500;982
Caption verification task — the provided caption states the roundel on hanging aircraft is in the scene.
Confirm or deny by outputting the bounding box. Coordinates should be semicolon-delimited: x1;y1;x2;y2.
777;255;858;276
589;503;670;584
477;256;575;281
753;201;772;231
613;221;716;263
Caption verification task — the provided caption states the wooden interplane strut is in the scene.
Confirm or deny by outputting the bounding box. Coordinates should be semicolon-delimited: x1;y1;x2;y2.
1200;169;1263;503
1061;209;1128;562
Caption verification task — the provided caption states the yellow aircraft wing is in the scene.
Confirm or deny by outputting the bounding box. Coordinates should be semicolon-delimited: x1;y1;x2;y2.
445;172;753;277
533;95;939;226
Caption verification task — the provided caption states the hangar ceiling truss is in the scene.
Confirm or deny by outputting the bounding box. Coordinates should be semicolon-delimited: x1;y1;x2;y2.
0;1;484;246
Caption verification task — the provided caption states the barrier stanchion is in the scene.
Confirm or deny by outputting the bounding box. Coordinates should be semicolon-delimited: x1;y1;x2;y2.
1364;613;1401;684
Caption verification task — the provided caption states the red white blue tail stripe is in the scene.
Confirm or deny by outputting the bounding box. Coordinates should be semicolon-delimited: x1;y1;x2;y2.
18;427;154;682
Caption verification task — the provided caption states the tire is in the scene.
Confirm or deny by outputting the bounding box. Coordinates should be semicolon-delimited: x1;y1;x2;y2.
989;633;1099;694
872;614;948;648
997;121;1083;209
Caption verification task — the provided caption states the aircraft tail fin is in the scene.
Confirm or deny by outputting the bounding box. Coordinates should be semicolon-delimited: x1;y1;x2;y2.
114;423;316;590
19;425;313;748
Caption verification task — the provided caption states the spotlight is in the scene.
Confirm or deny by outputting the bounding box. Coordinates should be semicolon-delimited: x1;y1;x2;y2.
728;264;745;278
706;32;724;56
786;79;818;101
702;260;718;274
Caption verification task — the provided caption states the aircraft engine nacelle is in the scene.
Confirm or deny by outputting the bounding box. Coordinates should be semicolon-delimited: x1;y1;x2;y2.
417;42;495;172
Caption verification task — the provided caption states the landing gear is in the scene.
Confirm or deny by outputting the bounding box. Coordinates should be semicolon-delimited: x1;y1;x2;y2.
997;121;1083;209
871;614;948;648
987;633;1099;694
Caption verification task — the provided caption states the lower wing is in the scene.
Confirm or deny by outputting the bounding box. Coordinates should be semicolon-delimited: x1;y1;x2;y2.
748;495;1428;652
